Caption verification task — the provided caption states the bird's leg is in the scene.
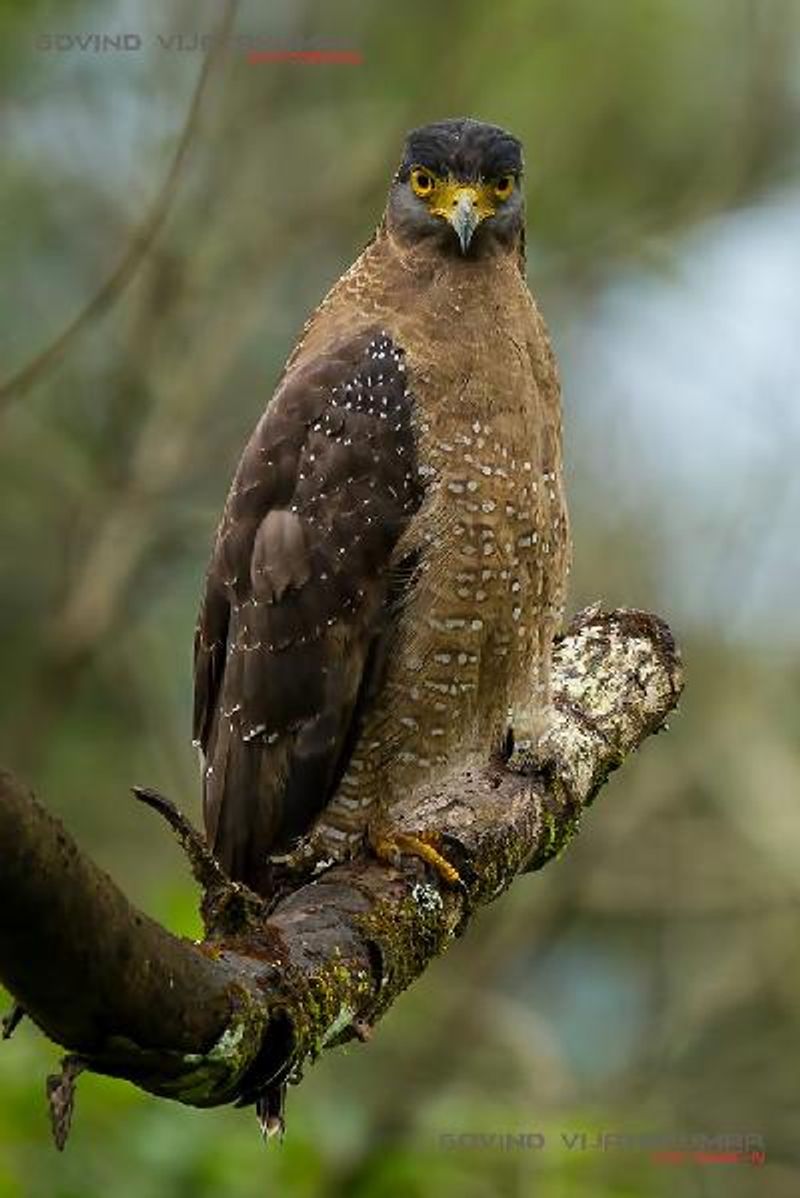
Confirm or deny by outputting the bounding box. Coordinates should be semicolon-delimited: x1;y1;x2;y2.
265;826;359;905
268;827;349;877
368;823;464;889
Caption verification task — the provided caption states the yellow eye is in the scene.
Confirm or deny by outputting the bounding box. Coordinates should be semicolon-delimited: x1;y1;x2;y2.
494;175;515;200
410;168;435;198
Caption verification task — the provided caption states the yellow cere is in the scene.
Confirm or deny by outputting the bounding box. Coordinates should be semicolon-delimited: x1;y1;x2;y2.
410;167;514;221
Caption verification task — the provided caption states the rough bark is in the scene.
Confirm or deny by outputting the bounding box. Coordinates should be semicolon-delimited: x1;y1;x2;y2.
0;606;683;1138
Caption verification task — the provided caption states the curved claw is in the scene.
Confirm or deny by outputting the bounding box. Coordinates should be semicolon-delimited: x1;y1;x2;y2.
370;828;463;889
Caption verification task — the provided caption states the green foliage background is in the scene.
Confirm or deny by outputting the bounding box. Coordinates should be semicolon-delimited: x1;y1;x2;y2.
1;1;799;1195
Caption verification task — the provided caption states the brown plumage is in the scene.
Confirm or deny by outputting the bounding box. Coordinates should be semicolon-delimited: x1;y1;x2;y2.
194;119;570;895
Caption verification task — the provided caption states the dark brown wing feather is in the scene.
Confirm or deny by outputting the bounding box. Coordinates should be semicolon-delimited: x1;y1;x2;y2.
193;329;420;890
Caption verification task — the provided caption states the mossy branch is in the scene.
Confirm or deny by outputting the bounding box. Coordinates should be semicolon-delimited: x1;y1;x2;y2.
0;606;682;1144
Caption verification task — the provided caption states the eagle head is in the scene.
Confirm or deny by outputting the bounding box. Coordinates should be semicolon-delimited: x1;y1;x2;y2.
387;118;524;257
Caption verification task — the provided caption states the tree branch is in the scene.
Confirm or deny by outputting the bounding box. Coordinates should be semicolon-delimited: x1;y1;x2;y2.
0;606;683;1141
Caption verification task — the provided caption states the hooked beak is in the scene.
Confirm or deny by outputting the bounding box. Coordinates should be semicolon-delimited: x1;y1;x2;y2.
448;188;481;253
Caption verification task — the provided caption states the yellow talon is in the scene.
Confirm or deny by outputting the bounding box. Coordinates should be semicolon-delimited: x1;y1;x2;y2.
371;829;462;887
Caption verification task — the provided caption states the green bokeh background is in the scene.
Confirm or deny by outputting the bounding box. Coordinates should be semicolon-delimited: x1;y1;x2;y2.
1;1;799;1195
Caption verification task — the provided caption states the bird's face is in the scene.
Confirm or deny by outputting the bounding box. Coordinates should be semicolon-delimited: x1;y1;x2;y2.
386;119;524;258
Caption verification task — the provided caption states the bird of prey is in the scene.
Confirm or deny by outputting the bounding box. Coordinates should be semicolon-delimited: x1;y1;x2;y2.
194;118;570;898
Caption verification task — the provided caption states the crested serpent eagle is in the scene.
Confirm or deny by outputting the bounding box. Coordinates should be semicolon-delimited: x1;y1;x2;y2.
194;118;570;899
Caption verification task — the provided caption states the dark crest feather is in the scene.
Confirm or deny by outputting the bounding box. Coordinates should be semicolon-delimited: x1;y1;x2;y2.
396;118;523;182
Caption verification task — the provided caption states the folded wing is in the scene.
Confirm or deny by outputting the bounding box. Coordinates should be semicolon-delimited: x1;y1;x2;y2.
193;330;421;890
